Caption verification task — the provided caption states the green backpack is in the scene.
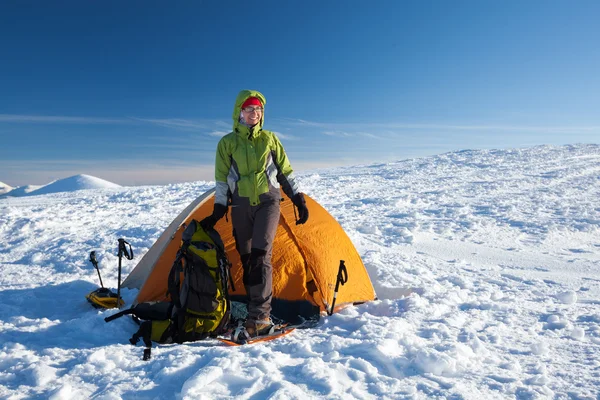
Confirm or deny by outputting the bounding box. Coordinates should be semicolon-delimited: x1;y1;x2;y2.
105;221;233;360
167;220;233;343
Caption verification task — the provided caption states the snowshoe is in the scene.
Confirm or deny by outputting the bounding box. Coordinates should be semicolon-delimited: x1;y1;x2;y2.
86;287;124;309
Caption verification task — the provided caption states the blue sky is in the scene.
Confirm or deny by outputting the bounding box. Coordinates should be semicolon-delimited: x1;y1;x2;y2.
1;1;599;186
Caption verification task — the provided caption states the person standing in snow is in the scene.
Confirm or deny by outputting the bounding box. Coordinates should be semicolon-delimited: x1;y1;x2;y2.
201;89;309;339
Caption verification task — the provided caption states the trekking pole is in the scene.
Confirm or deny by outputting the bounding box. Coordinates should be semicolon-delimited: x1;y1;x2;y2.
328;260;348;316
89;251;103;288
117;238;134;309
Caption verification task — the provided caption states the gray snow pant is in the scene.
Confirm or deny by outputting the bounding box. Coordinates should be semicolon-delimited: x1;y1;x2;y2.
231;197;280;321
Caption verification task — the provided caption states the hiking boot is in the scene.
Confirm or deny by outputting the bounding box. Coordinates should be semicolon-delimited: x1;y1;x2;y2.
243;319;275;337
230;319;277;343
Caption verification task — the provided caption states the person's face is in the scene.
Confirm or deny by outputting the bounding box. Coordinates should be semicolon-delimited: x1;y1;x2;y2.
241;106;263;126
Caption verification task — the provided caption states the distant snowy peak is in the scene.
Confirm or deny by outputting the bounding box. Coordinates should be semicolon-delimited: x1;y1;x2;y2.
0;181;13;195
26;174;121;196
1;185;42;198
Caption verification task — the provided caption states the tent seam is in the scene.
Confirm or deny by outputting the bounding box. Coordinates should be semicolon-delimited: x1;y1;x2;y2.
278;207;324;309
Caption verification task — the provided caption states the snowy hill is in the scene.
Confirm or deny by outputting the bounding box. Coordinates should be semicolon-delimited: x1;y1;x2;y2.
0;144;599;399
25;174;121;196
0;174;121;199
0;181;12;195
0;184;42;198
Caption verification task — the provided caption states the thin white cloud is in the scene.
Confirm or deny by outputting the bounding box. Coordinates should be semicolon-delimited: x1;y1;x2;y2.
357;132;382;139
0;114;130;124
130;117;209;130
215;120;232;129
322;131;354;137
132;118;235;136
0;114;234;134
272;131;297;141
135;142;214;151
208;131;229;137
5;114;598;136
279;117;600;135
278;118;328;128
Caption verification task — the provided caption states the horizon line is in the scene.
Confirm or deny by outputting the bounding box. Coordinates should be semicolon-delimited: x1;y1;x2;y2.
2;143;599;188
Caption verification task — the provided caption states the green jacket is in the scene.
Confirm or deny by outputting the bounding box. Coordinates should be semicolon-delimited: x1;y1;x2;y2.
214;90;299;206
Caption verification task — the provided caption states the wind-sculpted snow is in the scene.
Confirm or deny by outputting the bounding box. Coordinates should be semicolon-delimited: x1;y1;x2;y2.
0;144;599;399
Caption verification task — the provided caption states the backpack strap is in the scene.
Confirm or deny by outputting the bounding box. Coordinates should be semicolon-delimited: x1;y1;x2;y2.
167;220;198;306
104;307;134;323
204;224;235;293
167;250;185;309
129;320;153;361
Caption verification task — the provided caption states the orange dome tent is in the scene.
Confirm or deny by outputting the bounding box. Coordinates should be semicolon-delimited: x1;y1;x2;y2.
122;189;376;322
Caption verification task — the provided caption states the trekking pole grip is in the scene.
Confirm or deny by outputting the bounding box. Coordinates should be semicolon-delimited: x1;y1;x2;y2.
328;260;348;316
118;238;134;260
116;238;133;309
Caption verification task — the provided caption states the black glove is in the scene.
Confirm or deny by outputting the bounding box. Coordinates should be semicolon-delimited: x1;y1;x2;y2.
200;203;228;230
292;193;309;225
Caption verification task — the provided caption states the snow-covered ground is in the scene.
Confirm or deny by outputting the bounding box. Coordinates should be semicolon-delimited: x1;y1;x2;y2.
1;144;599;399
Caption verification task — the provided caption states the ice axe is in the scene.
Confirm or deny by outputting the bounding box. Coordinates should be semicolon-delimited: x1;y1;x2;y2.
85;251;121;309
116;238;134;309
328;260;348;316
